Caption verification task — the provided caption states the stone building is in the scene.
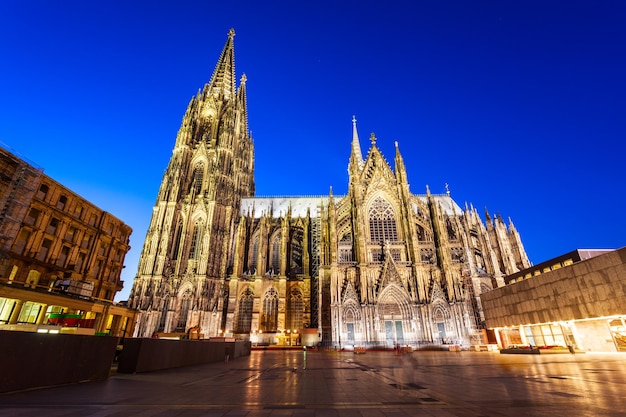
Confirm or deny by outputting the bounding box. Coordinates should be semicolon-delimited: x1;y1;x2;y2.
129;30;530;348
0;144;135;337
481;247;626;352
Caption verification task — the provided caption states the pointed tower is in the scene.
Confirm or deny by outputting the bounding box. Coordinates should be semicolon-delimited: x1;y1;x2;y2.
129;29;254;338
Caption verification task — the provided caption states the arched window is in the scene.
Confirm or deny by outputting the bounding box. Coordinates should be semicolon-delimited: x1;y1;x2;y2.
191;163;204;197
235;288;254;333
290;226;304;273
270;232;280;273
171;222;183;260
188;221;203;259
261;288;278;332
368;197;398;243
176;289;192;331
288;288;303;330
248;233;259;273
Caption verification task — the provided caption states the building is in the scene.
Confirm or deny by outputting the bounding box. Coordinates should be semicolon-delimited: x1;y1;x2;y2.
128;29;530;348
0;144;136;337
481;247;626;353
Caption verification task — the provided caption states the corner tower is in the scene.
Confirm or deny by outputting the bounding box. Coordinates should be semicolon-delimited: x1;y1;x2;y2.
129;29;254;337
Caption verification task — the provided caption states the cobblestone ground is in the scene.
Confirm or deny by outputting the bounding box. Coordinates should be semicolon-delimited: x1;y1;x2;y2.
0;350;624;416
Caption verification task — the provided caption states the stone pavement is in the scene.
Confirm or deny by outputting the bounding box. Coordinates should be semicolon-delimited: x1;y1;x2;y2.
0;350;625;416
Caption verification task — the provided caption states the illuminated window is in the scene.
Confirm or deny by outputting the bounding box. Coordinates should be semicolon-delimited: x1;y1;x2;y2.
368;197;398;243
288;288;303;330
261;288;278;332
235;288;254;333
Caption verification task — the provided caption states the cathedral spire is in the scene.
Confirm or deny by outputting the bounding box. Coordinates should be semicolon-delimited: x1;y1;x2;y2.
351;115;364;166
207;28;236;100
237;74;249;134
394;141;408;184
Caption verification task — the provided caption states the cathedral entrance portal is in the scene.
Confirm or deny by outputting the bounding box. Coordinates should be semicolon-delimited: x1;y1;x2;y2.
384;320;404;345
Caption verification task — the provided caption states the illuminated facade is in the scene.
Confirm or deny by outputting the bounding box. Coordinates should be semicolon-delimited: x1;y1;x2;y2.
0;144;135;337
129;30;530;348
482;247;626;353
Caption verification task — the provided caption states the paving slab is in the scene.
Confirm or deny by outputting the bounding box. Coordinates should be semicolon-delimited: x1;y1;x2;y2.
0;350;624;416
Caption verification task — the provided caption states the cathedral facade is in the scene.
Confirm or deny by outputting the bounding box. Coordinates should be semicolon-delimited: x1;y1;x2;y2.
128;30;530;348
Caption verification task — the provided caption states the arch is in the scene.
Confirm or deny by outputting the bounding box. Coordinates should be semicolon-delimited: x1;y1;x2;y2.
289;225;304;273
269;230;281;273
288;287;303;330
190;162;205;197
342;301;361;344
171;221;184;260
367;196;399;244
235;287;254;333
377;284;412;345
247;232;260;273
176;287;193;331
260;287;278;332
188;220;204;259
432;301;451;341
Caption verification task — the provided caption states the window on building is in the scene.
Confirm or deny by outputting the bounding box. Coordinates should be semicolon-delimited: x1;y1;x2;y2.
99;241;108;256
191;163;204;197
37;238;52;261
65;226;76;242
36;184;49;200
25;208;40;226
235;288;254;333
261;288;278;332
81;234;91;249
93;259;102;277
57;195;67;210
288;288;303;330
47;217;59;235
13;230;31;254
75;252;86;272
58;246;70;267
188;221;203;259
248;234;259;273
17;301;43;324
171;222;183;260
176;289;192;331
290;226;304;273
89;214;98;226
270;232;280;273
74;205;83;218
368;197;398;244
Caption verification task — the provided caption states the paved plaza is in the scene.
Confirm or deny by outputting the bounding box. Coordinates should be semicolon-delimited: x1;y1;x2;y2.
0;350;624;416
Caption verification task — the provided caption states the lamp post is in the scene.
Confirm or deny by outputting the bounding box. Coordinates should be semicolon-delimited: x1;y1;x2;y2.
293;329;298;346
286;329;291;346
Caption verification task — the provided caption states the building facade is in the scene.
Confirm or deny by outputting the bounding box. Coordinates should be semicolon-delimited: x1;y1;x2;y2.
481;247;626;353
0;144;135;337
129;30;530;348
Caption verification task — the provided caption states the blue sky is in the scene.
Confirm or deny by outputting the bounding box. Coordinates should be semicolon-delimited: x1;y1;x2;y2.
1;1;624;301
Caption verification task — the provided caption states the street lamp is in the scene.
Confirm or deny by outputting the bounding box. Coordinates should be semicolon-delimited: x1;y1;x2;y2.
286;329;291;346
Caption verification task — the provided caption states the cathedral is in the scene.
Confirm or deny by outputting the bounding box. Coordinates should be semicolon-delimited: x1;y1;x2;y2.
128;29;530;348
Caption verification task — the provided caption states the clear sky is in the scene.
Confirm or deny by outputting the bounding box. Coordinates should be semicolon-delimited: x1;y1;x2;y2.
1;1;624;302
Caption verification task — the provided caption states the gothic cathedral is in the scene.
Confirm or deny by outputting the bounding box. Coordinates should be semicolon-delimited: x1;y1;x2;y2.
128;30;530;348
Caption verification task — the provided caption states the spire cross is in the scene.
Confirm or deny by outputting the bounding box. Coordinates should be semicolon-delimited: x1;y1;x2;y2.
352;115;357;125
369;132;377;146
228;28;236;38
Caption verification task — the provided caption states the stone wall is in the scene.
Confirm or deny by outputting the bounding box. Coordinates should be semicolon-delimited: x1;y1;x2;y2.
481;247;626;328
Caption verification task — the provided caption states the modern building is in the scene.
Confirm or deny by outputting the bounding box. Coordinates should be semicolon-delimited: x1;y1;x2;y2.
0;144;136;337
481;247;626;352
129;29;531;348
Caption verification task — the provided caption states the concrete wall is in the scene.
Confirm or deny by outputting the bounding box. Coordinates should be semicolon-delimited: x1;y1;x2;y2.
481;247;626;328
117;338;251;373
0;330;118;393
